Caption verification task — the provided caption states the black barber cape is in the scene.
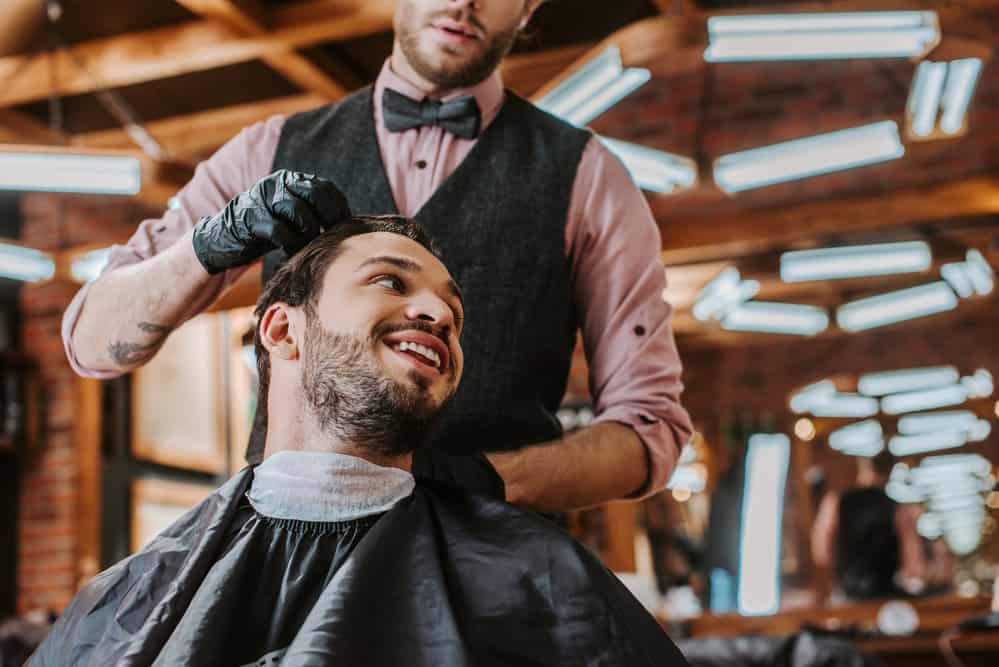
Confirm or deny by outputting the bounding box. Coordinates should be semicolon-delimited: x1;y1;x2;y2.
31;468;688;666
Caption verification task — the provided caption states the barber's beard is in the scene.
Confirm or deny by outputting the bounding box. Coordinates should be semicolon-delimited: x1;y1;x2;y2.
300;318;446;456
397;8;520;89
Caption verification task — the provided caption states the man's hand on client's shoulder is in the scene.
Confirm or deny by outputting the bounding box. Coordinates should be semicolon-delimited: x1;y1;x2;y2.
411;449;506;500
192;170;351;275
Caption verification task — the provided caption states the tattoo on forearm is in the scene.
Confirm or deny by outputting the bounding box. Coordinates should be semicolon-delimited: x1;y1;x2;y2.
107;340;160;366
106;322;173;366
137;321;173;335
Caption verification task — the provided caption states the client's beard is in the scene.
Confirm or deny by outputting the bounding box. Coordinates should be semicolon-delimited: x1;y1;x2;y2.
300;316;447;456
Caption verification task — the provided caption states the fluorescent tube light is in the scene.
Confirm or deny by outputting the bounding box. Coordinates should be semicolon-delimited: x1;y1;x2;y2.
829;420;883;451
601;137;697;193
969;419;991;442
714;122;905;193
961;369;994;399
964;250;994;295
0;151;141;195
941;262;974;298
836;281;958;332
667;463;707;493
780;241;932;282
812;394;880;419
721;301;829;336
898;410;977;435
69;247;111;283
940;59;983;135
907;61;948;138
882;384;967;415
889;430;967;456
704;12;940;62
790;380;837;413
929;494;983;512
0;242;55;282
693;267;759;321
737;434;790;617
536;46;651;128
858;366;959;397
917;512;943;539
946;530;981;556
790;381;880;418
886;480;926;504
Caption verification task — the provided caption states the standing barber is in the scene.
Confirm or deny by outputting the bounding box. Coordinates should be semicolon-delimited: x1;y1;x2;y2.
63;0;692;512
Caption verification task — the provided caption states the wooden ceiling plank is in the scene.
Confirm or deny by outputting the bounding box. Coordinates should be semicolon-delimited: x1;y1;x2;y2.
70;42;602;159
72;93;325;156
0;110;63;144
0;0;393;108
173;0;348;100
659;175;999;264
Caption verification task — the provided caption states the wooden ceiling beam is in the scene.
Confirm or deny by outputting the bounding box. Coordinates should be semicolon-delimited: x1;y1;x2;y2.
71;93;324;156
172;0;349;100
658;175;999;265
69;42;596;160
0;110;64;145
0;0;394;108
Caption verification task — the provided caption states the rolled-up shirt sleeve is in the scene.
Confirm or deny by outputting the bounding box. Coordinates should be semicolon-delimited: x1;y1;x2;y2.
566;137;694;498
62;114;286;378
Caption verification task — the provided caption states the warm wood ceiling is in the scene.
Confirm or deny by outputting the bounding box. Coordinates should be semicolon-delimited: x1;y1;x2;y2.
1;0;997;344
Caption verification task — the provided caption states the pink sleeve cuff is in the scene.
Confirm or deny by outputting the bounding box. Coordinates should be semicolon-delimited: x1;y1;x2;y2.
593;405;692;499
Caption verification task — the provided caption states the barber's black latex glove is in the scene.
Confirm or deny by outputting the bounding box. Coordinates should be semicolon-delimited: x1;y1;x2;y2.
192;170;351;274
411;449;506;501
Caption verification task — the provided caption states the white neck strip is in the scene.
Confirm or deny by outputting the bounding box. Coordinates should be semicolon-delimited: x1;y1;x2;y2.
247;450;415;523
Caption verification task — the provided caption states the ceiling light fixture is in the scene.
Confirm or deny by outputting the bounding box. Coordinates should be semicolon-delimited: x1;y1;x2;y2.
836;281;959;332
829;420;884;455
69;247;112;284
713;122;905;193
0;149;141;195
881;384;968;415
703;11;940;62
941;249;994;298
907;59;983;139
693;267;759;321
601;137;698;194
536;46;651;128
889;430;968;456
897;410;978;435
780;241;932;283
738;433;790;617
721;301;829;336
858;366;960;397
0;242;55;282
790;381;880;418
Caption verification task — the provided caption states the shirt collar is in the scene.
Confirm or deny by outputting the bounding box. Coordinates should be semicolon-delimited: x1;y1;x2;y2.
248;450;414;523
375;57;505;129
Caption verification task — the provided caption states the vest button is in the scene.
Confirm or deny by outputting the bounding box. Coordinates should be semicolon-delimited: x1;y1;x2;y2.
416;160;428;170
634;325;646;336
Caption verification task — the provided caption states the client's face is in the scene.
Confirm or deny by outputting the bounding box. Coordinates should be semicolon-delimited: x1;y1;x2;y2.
300;232;464;455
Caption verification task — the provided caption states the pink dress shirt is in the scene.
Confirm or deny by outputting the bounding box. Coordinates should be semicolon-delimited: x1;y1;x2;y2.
61;61;693;497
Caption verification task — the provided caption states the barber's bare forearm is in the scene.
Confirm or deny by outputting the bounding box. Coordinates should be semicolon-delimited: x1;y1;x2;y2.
73;231;212;373
487;422;649;512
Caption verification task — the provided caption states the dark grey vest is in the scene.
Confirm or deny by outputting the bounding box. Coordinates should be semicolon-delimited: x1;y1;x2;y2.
263;86;591;458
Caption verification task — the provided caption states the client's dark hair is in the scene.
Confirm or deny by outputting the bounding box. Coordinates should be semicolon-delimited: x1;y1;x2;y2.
252;216;440;435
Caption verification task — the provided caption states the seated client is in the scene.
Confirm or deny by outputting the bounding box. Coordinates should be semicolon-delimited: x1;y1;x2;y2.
32;217;689;666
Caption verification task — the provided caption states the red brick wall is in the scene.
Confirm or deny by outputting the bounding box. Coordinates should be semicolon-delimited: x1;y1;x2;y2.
16;193;153;613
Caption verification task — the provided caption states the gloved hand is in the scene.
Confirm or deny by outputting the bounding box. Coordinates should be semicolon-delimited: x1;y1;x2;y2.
411;448;506;501
192;170;351;274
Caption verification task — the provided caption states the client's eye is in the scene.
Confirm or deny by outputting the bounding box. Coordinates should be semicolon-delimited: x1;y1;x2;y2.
374;275;405;292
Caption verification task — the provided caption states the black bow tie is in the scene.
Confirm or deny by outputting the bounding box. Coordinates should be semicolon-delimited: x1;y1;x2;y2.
382;88;482;140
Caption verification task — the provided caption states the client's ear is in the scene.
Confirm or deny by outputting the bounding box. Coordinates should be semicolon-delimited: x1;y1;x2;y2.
259;303;300;360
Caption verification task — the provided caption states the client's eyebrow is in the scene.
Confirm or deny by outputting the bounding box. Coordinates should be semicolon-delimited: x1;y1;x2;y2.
358;255;464;309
